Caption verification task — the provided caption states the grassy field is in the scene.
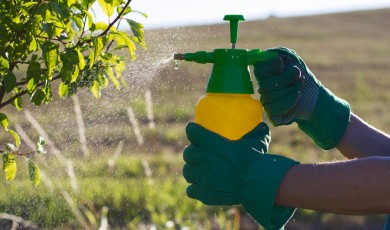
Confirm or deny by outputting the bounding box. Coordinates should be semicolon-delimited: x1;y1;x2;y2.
1;7;390;229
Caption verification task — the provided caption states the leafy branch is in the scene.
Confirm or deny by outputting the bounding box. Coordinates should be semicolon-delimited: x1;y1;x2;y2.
100;0;132;37
0;75;62;110
0;0;147;185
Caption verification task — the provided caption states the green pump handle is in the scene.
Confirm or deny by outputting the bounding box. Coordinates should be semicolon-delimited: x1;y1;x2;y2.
223;15;245;48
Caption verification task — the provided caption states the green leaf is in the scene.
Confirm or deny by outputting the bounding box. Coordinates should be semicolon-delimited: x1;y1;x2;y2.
71;65;79;83
0;113;9;130
49;2;71;19
14;97;23;111
27;61;41;79
114;59;125;76
117;6;131;15
31;54;38;62
3;153;17;181
90;79;101;98
98;0;118;17
35;3;50;21
28;159;41;187
99;73;109;89
43;86;52;102
88;49;95;69
8;130;21;147
126;19;145;45
94;22;109;31
59;82;69;98
3;72;16;93
92;37;106;62
67;0;76;7
76;48;85;70
116;31;136;60
63;48;84;73
82;0;95;8
101;52;113;60
29;36;37;51
114;59;127;87
42;22;55;38
60;52;72;81
72;16;83;31
31;89;45;106
27;75;40;93
21;1;38;9
112;33;126;47
106;67;120;89
83;10;94;30
0;56;9;71
42;42;60;78
0;113;20;146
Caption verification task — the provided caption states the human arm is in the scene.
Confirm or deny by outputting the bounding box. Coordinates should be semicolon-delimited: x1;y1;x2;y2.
255;47;390;159
275;156;390;215
254;47;390;215
182;122;390;223
337;113;390;158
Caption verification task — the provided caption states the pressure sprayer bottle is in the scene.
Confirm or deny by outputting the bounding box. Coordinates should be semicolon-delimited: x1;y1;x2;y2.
174;15;277;140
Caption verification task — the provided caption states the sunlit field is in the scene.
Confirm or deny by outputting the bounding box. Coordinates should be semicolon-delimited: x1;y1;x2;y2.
1;8;390;229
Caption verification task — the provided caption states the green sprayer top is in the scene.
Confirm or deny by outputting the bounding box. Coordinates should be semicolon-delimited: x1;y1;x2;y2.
174;14;277;94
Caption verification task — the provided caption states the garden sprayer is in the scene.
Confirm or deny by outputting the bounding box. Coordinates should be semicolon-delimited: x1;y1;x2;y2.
174;15;277;140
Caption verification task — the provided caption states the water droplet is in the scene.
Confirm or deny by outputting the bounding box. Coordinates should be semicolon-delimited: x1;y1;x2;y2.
175;60;179;70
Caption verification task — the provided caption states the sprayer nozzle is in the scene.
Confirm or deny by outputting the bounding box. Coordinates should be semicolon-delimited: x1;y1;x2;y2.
174;53;186;60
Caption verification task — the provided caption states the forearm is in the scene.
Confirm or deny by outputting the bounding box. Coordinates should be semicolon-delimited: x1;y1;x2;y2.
275;157;390;215
337;113;390;159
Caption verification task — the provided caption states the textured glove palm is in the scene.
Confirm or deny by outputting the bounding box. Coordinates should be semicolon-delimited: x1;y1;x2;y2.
254;47;351;150
183;122;298;230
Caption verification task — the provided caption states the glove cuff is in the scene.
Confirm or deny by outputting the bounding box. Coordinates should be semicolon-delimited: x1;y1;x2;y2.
298;86;351;150
242;155;299;230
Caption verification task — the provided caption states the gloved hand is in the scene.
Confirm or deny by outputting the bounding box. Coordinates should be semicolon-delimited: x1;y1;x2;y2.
254;47;351;150
183;122;299;230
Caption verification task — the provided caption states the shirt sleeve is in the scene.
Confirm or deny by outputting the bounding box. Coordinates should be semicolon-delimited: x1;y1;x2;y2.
383;214;390;230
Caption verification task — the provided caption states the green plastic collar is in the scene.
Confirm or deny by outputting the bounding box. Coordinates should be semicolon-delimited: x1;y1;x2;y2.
206;49;278;94
206;49;253;93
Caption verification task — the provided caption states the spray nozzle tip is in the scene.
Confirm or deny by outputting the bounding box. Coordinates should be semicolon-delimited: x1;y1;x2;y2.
174;53;186;60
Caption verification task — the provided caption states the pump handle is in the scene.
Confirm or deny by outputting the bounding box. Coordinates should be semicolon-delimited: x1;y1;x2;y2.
223;15;245;48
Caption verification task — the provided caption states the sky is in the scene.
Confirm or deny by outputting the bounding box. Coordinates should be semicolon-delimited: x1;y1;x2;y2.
102;0;390;29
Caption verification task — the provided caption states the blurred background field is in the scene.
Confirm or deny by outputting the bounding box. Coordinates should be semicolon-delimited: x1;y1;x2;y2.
1;8;390;229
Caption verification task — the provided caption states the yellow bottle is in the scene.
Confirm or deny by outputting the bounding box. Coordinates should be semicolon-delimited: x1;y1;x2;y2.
195;93;262;140
174;15;277;140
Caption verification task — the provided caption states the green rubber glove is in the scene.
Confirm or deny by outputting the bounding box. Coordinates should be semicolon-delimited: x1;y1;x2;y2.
254;47;351;150
183;122;299;230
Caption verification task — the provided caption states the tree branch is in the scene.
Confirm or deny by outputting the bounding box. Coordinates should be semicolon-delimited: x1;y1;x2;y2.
0;75;62;110
0;149;36;157
105;20;121;52
75;0;132;49
98;0;132;38
0;85;5;105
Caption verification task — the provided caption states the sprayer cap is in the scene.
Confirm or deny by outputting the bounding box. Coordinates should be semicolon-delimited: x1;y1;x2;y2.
223;15;245;44
206;49;254;94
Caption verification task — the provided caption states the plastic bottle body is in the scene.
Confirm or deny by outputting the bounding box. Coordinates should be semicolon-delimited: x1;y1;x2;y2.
194;93;262;140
